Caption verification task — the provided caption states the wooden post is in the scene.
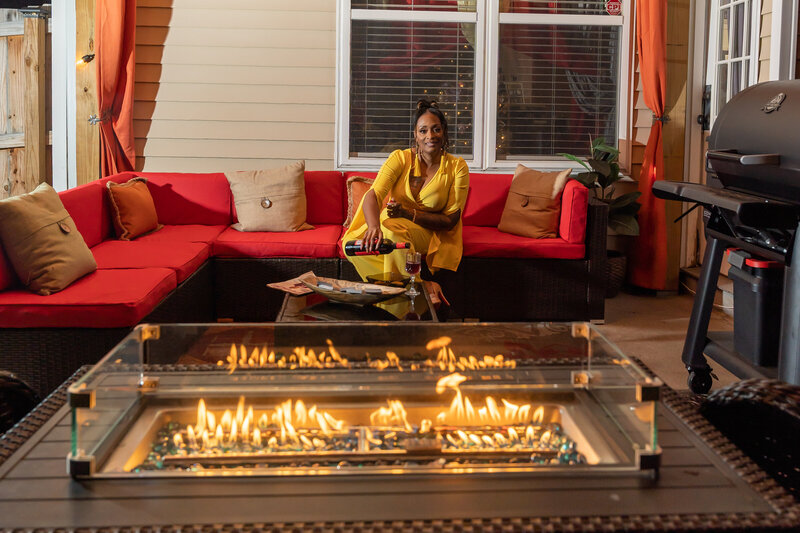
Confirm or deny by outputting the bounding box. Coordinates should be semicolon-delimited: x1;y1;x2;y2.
662;0;692;291
76;0;100;185
22;8;47;190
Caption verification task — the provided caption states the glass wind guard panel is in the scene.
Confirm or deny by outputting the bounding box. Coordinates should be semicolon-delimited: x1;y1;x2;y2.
68;323;661;478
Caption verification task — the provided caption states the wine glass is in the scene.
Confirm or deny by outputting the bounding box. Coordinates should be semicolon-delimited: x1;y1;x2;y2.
404;251;422;297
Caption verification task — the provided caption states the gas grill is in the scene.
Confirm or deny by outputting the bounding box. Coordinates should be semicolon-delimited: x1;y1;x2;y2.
653;80;800;393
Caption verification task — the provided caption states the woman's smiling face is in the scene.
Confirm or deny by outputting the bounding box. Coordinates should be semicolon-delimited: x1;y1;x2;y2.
414;111;444;158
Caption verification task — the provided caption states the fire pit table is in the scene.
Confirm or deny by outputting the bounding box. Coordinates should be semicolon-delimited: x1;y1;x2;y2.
0;322;797;531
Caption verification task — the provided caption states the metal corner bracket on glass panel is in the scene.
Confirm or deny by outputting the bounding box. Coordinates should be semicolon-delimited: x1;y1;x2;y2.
68;322;661;479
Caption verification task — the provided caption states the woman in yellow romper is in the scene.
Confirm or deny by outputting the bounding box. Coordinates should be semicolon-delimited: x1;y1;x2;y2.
342;99;470;281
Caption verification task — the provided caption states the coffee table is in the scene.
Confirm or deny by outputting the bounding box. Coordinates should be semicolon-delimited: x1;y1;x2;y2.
275;282;442;322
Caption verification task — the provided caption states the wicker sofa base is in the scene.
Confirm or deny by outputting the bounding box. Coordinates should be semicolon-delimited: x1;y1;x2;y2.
215;257;339;322
2;201;608;398
0;261;214;397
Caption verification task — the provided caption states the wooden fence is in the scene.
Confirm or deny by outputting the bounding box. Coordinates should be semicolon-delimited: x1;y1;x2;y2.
0;8;51;200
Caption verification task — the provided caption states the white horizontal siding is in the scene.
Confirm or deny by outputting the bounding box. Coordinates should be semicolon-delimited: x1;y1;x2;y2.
135;1;336;172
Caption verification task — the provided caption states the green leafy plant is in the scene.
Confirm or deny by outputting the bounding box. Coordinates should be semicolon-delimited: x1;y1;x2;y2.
558;137;642;236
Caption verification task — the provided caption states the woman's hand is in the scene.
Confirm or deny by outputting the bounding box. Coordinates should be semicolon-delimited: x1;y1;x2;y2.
363;224;383;252
386;198;410;220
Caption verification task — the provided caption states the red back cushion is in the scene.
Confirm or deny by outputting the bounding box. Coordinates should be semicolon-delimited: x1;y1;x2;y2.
462;173;514;227
559;180;589;243
0;247;16;290
305;171;346;225
59;180;114;247
121;172;234;226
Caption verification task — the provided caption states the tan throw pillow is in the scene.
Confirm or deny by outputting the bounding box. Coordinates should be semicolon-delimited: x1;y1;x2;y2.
107;177;163;240
0;183;97;295
226;161;314;232
497;164;571;239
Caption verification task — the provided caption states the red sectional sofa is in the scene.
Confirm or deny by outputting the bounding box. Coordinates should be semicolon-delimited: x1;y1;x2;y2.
0;170;607;396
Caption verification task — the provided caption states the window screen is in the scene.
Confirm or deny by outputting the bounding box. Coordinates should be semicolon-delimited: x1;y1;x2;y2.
495;23;619;159
350;20;476;158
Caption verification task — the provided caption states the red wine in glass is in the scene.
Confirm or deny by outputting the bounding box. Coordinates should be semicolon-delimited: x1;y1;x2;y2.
405;260;421;276
405;251;421;297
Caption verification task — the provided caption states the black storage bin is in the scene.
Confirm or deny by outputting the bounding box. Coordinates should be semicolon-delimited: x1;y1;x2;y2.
727;249;785;367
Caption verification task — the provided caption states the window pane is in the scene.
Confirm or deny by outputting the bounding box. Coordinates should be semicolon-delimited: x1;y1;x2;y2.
717;63;728;112
732;2;744;58
718;7;729;61
351;0;475;12
350;20;475;158
501;0;611;15
744;2;751;56
731;60;742;98
496;24;619;159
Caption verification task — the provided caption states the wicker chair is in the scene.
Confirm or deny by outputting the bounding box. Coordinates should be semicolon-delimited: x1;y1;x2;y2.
0;370;40;435
701;378;800;500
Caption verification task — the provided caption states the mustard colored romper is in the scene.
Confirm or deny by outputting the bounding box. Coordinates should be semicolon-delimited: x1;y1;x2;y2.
342;149;470;280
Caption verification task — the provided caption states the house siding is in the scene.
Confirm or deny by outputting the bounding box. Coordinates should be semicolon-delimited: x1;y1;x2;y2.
134;0;336;172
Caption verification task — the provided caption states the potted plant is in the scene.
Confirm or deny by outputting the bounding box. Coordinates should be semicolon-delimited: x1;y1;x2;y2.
559;137;642;297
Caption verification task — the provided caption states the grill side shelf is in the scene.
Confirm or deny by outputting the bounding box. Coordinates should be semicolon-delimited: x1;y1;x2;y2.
652;181;799;228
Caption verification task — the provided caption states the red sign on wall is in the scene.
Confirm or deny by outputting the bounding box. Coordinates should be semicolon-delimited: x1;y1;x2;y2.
606;0;622;15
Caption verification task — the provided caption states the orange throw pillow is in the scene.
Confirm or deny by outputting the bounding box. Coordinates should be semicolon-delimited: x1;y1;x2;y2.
498;164;571;239
107;177;162;240
344;176;390;227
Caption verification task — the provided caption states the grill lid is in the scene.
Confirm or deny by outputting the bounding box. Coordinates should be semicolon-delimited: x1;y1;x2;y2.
708;80;800;202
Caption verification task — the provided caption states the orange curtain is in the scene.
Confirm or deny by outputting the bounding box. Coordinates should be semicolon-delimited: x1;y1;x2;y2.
628;0;668;290
96;0;137;177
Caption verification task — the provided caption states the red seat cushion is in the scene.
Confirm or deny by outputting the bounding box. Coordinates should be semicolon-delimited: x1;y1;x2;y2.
92;241;210;283
0;268;177;328
212;225;342;258
133;224;228;244
462;173;514;227
462;226;585;259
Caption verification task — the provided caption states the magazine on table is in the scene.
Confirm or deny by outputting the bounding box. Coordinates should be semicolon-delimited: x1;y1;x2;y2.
266;271;316;296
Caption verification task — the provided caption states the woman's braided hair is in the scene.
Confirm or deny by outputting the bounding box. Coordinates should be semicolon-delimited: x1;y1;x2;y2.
411;99;449;153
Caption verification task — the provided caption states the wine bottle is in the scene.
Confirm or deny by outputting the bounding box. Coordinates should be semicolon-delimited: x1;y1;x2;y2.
344;238;410;256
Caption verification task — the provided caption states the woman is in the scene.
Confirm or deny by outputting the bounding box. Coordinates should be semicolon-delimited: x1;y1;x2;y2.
342;99;470;281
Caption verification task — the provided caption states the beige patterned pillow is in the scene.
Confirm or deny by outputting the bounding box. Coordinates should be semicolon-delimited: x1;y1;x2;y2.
0;183;97;295
225;161;314;232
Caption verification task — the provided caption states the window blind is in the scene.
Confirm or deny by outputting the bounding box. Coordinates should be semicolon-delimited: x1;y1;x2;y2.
495;23;619;159
352;0;475;12
350;20;476;158
501;0;612;15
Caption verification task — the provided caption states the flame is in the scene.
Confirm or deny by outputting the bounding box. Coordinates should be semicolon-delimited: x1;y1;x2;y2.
219;337;514;374
436;373;467;394
171;375;564;465
426;336;452;350
236;397;245;427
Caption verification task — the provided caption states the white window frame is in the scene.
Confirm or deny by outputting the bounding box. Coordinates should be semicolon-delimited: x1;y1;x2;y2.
336;1;631;171
706;0;761;126
485;5;629;171
336;3;485;170
52;0;77;191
